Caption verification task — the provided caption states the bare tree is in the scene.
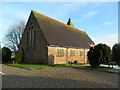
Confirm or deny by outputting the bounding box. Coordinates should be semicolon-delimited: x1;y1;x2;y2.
4;21;25;52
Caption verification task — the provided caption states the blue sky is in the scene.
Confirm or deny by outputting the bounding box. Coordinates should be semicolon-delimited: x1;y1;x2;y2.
0;2;118;48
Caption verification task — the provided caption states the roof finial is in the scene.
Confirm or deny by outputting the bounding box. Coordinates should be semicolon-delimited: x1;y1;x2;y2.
67;18;74;27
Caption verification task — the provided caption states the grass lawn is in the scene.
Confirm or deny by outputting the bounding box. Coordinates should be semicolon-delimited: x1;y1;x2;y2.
6;64;51;69
74;66;120;73
5;63;88;70
5;63;70;69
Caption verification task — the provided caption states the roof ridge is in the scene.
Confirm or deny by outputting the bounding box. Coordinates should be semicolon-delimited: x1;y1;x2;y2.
31;10;86;33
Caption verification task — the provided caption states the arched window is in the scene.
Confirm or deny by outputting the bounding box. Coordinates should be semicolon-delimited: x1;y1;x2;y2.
29;26;35;48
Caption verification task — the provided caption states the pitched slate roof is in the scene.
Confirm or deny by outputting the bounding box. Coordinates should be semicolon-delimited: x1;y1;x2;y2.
32;10;94;49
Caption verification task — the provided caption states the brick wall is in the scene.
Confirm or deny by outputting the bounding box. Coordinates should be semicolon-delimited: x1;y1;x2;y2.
48;47;67;64
48;46;89;64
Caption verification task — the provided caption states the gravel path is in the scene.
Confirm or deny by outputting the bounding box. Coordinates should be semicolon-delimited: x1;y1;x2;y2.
1;64;119;88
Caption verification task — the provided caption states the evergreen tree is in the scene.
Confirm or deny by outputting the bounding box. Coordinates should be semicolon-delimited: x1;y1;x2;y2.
112;43;120;65
87;44;111;68
2;47;12;63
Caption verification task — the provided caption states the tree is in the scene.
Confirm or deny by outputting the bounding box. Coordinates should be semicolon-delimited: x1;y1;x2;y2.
87;44;111;68
2;47;12;63
0;44;2;63
112;43;120;65
4;21;25;52
15;49;24;64
87;47;95;67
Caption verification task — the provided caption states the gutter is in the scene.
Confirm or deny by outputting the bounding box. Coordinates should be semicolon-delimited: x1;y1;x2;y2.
48;44;89;49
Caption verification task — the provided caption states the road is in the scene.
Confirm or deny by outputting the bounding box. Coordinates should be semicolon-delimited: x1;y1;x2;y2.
1;64;119;88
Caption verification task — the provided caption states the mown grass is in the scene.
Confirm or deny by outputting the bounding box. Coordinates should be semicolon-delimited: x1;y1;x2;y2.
74;66;119;73
5;63;89;70
5;63;72;69
6;64;51;69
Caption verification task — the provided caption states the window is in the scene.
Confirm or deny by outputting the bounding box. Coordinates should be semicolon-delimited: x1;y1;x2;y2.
56;49;64;56
29;26;35;48
27;32;29;49
80;51;84;56
70;50;75;56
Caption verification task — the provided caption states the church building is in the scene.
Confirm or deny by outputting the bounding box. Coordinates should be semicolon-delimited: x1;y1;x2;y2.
19;10;94;64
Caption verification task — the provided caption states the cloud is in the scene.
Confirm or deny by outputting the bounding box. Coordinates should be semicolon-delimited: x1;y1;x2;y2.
86;11;98;17
81;11;98;18
80;11;98;21
103;21;113;25
93;34;118;48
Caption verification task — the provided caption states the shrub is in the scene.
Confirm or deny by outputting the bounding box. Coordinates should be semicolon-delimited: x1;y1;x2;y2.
87;44;111;68
74;60;78;64
0;48;2;64
112;43;120;65
15;49;24;64
70;61;74;64
2;47;12;63
11;57;15;61
68;61;71;64
87;47;95;67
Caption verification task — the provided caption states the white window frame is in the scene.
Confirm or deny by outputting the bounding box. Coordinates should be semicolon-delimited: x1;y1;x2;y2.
56;49;64;56
70;50;75;56
80;51;83;56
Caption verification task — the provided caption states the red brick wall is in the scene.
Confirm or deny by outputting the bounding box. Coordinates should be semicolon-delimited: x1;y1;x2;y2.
48;46;89;64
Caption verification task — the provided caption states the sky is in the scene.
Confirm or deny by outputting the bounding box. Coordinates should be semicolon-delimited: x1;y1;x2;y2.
0;1;118;48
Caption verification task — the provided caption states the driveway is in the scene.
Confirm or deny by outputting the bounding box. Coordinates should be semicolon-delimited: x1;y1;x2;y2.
1;64;119;88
